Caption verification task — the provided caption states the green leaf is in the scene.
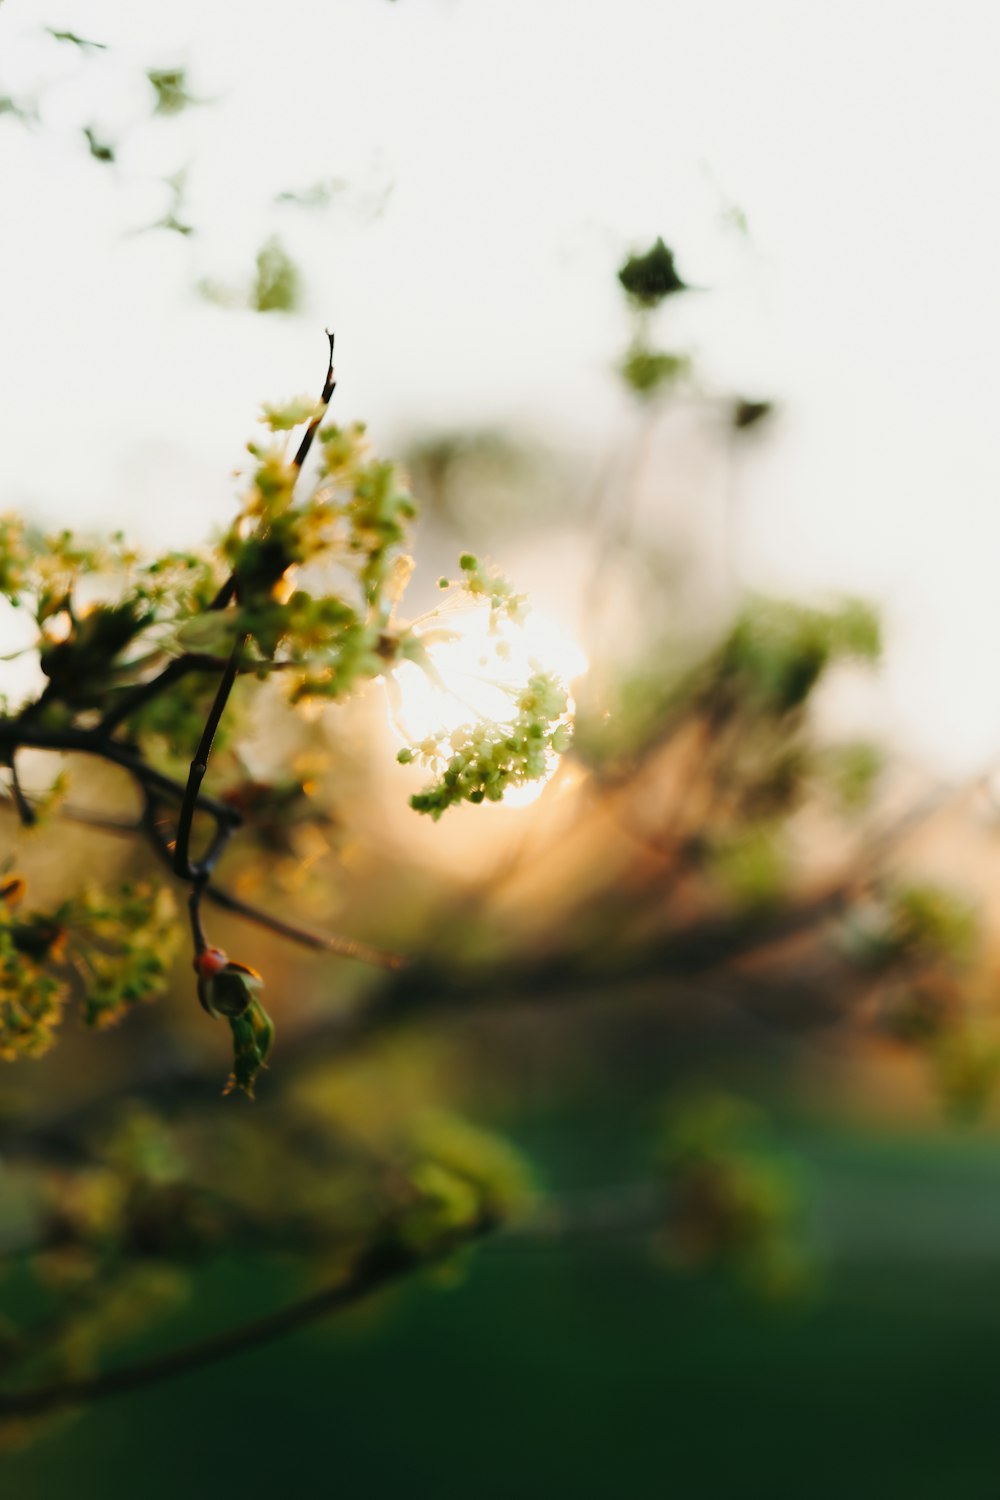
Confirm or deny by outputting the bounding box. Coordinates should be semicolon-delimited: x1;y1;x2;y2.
251;238;302;314
225;996;274;1098
618;237;689;307
147;68;197;117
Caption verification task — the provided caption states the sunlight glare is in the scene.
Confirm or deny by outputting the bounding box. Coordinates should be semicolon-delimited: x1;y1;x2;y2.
388;606;588;807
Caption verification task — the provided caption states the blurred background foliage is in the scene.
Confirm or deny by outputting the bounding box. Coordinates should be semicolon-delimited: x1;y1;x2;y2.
5;6;1000;1497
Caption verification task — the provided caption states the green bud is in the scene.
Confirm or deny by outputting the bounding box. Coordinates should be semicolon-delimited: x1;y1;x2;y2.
199;960;263;1020
225;996;275;1098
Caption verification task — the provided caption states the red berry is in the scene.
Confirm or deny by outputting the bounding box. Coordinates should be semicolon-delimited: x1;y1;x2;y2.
196;946;229;978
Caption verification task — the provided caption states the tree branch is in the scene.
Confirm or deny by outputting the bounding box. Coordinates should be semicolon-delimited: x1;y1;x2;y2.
0;718;242;831
203;881;405;970
188;880;209;957
173;645;243;878
0;1212;495;1420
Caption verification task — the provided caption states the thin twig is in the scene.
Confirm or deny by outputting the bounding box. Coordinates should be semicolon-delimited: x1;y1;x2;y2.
173;645;243;878
203;881;405;970
204;330;335;614
293;330;336;470
188;881;209;957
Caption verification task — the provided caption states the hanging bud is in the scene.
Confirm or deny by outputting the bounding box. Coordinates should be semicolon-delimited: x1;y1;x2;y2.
196;949;263;1019
224;996;275;1097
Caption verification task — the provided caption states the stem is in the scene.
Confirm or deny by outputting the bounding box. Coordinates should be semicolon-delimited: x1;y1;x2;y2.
173;644;243;878
188;880;209;956
293;330;335;470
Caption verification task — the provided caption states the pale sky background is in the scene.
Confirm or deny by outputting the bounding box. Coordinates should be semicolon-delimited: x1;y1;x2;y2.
2;0;1000;773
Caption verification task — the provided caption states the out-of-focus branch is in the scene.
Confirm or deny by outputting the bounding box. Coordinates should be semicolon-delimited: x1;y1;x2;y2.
0;1211;495;1420
3;883;861;1164
203;881;405;970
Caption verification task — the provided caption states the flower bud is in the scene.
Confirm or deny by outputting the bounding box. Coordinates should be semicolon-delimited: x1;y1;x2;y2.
197;956;263;1019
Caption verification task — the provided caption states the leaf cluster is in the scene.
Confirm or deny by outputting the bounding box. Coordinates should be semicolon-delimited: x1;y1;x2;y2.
0;878;177;1060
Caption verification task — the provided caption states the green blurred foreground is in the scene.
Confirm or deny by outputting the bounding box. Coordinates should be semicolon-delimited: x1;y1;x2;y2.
7;1107;1000;1500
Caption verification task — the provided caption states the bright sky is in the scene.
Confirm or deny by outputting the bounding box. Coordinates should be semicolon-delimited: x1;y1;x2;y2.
2;0;1000;772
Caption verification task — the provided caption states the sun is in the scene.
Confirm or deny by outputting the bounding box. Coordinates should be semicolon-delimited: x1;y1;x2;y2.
387;604;588;808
